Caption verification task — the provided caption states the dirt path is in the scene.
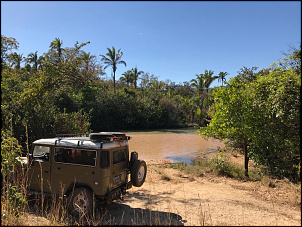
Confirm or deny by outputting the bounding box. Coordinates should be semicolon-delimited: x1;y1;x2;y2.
102;160;301;226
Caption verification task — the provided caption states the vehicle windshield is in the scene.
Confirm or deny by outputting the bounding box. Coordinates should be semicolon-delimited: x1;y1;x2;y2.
33;145;50;157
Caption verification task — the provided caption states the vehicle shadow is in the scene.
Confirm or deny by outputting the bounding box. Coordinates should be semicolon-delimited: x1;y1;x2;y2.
94;189;187;225
26;194;186;226
96;202;186;226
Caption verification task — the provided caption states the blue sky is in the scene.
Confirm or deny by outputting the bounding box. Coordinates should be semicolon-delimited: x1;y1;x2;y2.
1;1;301;87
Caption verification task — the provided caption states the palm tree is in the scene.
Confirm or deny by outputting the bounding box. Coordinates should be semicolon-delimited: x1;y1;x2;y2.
121;70;134;86
190;73;206;106
131;67;144;89
49;37;64;64
37;55;45;70
27;51;38;70
100;47;126;93
190;70;218;118
218;71;228;88
190;73;207;125
203;70;219;94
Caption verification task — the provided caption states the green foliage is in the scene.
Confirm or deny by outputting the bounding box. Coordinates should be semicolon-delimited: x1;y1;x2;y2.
1;129;22;178
248;68;300;181
7;186;27;217
170;162;188;170
54;109;91;135
1;35;19;68
200;53;301;181
200;75;253;144
210;152;245;179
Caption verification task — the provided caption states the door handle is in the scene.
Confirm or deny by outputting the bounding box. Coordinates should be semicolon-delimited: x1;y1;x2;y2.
44;170;48;173
58;167;61;170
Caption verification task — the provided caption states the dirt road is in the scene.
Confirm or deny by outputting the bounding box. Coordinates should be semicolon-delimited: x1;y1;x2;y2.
101;160;301;226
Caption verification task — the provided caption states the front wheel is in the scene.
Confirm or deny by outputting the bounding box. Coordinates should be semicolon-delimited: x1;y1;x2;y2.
131;160;147;187
67;187;93;217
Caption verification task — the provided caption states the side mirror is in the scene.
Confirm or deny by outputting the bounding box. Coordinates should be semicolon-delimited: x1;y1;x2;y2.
44;153;49;161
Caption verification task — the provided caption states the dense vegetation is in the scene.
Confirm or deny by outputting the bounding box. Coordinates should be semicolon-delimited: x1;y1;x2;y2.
1;35;222;149
200;47;301;181
1;35;300;182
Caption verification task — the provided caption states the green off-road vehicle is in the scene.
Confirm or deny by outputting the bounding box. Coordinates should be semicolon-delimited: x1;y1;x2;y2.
25;132;147;216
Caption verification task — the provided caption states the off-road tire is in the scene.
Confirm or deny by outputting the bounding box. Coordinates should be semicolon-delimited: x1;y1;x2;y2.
67;187;93;217
131;160;147;187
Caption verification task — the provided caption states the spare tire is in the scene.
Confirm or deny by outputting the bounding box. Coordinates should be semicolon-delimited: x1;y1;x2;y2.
131;160;147;187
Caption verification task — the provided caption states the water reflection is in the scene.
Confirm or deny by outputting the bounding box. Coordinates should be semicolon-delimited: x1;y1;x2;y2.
164;155;194;165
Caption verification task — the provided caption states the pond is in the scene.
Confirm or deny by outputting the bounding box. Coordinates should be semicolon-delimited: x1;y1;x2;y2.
125;128;224;165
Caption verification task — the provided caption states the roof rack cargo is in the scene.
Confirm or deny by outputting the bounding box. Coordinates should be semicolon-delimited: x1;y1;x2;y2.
89;132;130;141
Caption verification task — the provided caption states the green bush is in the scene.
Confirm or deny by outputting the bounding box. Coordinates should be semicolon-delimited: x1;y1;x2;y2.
210;152;245;179
7;185;27;217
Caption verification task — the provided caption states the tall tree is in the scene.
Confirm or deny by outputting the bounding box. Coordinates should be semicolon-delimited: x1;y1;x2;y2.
121;70;134;86
203;70;219;94
218;71;228;88
1;35;19;68
100;47;126;93
78;51;102;82
49;37;64;65
8;52;23;69
26;51;39;70
131;67;144;89
190;73;205;96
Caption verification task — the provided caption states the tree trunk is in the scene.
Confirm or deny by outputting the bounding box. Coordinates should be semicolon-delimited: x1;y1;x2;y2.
113;70;116;93
244;142;249;178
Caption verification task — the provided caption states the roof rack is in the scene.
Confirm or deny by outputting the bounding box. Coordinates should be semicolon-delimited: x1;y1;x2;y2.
55;133;90;139
55;132;130;142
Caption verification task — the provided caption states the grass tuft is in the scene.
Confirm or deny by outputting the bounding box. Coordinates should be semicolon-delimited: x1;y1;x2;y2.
170;152;263;182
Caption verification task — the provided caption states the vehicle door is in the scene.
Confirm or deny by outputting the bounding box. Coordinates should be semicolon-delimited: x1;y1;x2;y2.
110;147;129;189
27;145;51;193
51;147;98;195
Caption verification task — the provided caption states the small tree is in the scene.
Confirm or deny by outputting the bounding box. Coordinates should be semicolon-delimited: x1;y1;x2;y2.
200;76;254;177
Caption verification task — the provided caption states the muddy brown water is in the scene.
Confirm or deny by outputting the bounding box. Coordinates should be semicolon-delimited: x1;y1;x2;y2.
125;128;225;164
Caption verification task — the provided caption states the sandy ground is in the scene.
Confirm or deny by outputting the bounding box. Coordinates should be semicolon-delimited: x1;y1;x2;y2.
99;158;301;226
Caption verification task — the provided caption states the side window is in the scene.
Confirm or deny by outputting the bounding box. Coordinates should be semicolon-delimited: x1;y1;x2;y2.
33;145;50;161
100;150;110;168
54;148;96;166
113;149;127;164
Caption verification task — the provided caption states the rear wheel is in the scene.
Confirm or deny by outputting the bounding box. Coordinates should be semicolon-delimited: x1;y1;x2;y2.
67;187;93;217
131;160;147;187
